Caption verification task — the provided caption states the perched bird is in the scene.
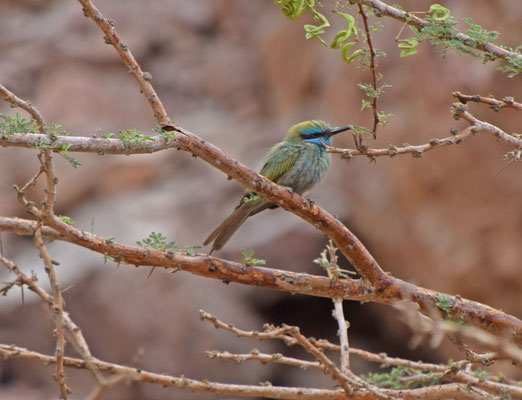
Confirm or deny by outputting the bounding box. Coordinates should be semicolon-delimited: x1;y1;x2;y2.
204;120;353;253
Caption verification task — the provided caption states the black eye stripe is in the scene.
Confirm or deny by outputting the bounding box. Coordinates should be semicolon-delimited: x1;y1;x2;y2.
301;131;328;139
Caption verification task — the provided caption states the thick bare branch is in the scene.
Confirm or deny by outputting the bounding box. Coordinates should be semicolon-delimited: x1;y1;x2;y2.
1;216;521;344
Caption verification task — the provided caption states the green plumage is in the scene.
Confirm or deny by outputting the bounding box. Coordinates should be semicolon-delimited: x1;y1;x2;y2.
204;120;353;253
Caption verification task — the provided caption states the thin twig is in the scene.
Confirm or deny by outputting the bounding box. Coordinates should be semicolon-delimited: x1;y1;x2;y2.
206;350;324;372
327;126;474;160
0;343;489;400
318;240;351;372
453;91;522;111
286;326;392;399
452;104;522;148
34;226;70;399
357;4;379;138
332;300;350;373
0;255;106;387
75;0;172;127
0;84;45;130
200;310;522;398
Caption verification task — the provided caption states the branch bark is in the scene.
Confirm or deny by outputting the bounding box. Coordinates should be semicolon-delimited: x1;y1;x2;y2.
1;216;521;346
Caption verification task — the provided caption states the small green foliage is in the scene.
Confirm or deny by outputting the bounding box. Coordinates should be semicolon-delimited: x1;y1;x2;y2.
103;253;113;264
368;21;383;35
137;232;177;252
398;39;419;58
118;129;155;148
105;236;116;245
436;294;453;319
59;143;82;168
48;123;69;136
474;369;491;380
462;18;499;46
352;126;371;136
330;12;360;63
274;0;310;21
377;111;393;127
155;125;177;140
428;4;450;21
360;99;372;111
183;245;202;256
0;113;39;136
313;240;355;280
101;132;117;139
401;3;520;76
313;257;330;269
362;366;439;389
304;9;330;46
497;48;522;78
240;248;266;267
357;82;391;99
34;137;52;149
57;215;75;225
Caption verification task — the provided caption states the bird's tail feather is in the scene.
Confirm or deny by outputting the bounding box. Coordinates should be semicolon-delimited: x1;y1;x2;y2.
204;197;268;252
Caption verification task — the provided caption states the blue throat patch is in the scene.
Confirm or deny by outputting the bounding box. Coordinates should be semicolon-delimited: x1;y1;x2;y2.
304;137;331;148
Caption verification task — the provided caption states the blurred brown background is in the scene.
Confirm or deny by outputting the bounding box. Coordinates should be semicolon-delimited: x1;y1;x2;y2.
0;0;520;399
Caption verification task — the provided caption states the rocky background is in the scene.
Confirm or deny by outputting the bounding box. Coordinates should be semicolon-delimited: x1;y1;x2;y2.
0;0;520;399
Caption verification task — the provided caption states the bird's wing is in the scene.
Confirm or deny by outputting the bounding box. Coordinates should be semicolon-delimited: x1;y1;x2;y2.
259;142;302;183
234;143;302;212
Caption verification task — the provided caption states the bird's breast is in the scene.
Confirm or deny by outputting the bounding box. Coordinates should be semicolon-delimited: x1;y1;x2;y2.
277;143;331;194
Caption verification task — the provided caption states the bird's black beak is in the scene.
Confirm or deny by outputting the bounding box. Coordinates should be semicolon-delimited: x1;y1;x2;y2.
329;125;354;137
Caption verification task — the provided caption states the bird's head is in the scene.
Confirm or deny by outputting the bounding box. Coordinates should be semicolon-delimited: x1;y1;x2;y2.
285;120;354;147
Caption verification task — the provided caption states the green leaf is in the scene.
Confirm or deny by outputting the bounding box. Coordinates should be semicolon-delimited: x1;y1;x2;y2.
397;39;419;58
240;248;266;267
436;294;453;319
137;232;178;252
428;4;450;21
184;245;202;256
59;143;82;168
118;129;156;148
0;113;39;135
57;215;75;225
275;0;310;21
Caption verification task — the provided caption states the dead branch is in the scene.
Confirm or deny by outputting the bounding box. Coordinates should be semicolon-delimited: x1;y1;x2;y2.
0;343;488;400
203;310;522;399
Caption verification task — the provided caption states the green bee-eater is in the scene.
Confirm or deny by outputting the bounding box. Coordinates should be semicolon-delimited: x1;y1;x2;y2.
204;120;353;252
